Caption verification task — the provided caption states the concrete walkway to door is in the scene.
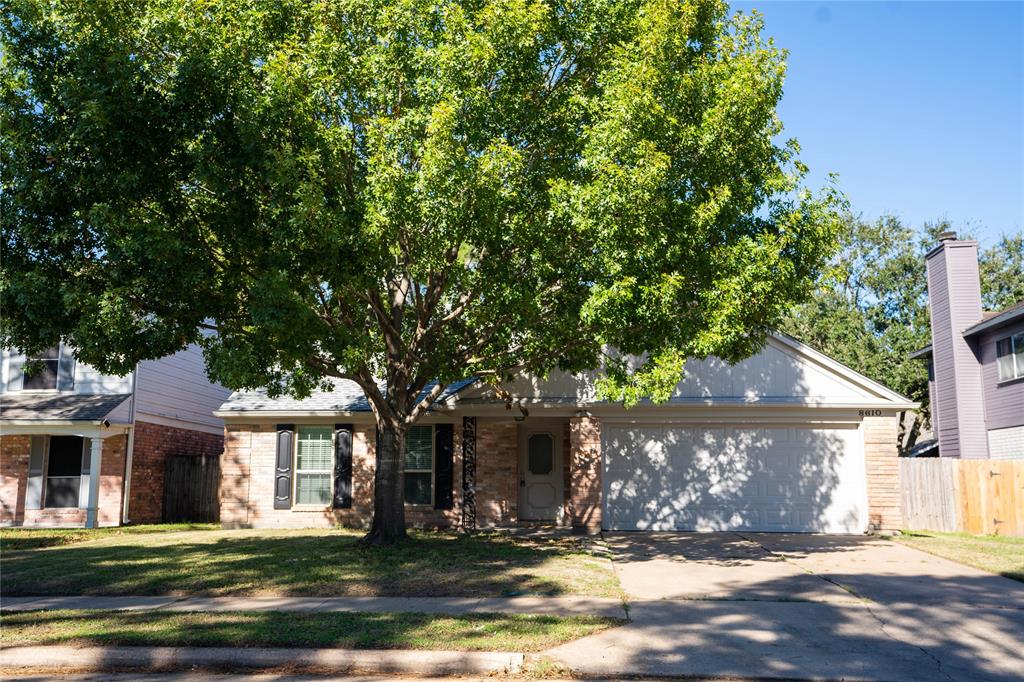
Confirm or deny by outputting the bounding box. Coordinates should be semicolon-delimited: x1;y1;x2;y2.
548;532;1024;682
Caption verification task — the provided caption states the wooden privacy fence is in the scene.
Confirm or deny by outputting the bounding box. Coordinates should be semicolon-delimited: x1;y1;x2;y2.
164;454;221;523
901;458;1024;536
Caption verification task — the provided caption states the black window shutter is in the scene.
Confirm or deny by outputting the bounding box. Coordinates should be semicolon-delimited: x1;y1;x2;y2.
333;424;354;509
434;424;454;510
274;424;294;509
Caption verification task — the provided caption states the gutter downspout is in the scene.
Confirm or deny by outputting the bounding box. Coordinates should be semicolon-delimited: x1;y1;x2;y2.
121;364;139;525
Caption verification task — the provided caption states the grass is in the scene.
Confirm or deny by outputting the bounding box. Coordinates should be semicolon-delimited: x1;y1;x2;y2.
0;526;623;598
896;530;1024;582
0;609;620;652
0;523;218;551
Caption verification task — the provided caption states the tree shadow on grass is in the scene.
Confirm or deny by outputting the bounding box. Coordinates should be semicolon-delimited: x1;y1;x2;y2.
0;530;612;598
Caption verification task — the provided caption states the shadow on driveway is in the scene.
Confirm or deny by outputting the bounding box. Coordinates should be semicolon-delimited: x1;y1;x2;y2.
548;532;1024;681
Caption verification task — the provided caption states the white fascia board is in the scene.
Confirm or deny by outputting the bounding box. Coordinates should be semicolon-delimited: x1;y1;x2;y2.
767;333;918;407
213;411;466;424
449;396;918;413
214;396;917;422
215;410;373;420
0;421;131;437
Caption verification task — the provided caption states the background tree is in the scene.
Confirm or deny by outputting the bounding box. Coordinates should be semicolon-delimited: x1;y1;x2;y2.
980;232;1024;311
2;0;840;543
782;215;1023;455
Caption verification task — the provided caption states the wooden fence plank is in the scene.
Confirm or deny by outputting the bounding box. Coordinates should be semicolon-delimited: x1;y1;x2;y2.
164;454;221;523
901;458;1024;537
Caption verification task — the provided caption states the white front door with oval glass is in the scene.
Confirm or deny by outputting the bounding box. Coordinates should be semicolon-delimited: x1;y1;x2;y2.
518;428;563;521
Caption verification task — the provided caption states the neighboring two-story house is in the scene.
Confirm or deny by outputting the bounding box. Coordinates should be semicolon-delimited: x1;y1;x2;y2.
911;232;1024;460
0;345;232;527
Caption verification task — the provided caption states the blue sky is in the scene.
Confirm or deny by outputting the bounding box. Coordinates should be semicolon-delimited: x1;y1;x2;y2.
732;1;1023;247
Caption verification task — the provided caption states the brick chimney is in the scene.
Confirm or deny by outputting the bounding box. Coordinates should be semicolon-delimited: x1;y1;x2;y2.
924;232;989;458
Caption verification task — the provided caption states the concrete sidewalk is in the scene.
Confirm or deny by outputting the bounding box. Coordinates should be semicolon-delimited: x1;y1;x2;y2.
0;594;628;618
0;645;524;676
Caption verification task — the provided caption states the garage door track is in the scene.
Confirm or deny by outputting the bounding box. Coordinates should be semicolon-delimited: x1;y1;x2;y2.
548;532;1024;681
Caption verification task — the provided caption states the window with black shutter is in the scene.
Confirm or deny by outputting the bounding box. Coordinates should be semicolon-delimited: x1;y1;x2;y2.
23;346;59;390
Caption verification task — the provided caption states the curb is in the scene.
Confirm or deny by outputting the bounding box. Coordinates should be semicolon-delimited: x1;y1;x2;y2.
0;645;525;675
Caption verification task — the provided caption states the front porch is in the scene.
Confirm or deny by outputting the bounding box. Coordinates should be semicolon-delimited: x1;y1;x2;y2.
461;414;602;534
0;426;129;528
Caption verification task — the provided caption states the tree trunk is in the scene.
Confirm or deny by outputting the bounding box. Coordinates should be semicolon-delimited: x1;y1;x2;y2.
361;420;408;545
897;410;924;457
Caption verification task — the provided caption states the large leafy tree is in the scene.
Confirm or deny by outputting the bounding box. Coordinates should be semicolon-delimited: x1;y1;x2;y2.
980;232;1024;311
783;216;1024;456
2;0;839;543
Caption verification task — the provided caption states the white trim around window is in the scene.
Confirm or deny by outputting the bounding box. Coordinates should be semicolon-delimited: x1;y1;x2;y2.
293;426;334;507
404;425;434;506
996;332;1024;382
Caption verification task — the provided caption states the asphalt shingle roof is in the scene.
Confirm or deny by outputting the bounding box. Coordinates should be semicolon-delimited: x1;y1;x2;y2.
217;377;478;414
0;393;132;421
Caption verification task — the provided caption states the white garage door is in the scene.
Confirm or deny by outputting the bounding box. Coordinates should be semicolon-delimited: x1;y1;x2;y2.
603;425;867;533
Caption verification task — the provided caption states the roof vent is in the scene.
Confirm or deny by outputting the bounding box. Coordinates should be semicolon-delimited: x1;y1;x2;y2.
938;230;958;243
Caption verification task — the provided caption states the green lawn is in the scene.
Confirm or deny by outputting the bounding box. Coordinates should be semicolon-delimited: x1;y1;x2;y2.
0;609;620;651
896;531;1024;582
0;523;218;551
0;526;623;598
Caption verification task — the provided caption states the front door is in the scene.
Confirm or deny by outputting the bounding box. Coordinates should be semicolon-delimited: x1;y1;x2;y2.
518;426;563;521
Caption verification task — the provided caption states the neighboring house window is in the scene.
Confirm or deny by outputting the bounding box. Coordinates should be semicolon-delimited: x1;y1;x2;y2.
404;425;433;505
996;332;1024;381
294;426;333;505
23;346;60;390
45;436;87;508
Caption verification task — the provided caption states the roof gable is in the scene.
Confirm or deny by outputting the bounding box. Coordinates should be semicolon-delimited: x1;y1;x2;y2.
215;335;916;416
453;334;916;409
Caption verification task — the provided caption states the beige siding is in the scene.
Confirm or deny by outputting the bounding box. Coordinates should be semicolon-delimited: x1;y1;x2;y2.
135;345;232;432
0;348;133;395
477;337;883;405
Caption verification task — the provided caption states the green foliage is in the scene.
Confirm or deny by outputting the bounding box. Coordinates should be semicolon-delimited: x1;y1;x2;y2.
2;0;839;420
781;214;1024;453
980;232;1024;312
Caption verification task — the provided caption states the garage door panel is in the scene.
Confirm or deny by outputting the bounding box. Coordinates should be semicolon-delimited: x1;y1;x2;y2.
602;425;866;533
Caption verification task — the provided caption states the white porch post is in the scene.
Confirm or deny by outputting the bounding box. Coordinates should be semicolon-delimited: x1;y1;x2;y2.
85;437;104;528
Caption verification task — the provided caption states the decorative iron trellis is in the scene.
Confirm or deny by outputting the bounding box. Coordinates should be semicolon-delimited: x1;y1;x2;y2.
461;416;477;530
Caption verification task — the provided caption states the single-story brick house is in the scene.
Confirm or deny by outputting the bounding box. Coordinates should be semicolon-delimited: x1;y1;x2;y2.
216;334;916;534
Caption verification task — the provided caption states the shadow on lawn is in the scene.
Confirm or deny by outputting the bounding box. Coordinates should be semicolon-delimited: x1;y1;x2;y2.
0;609;611;651
0;524;218;552
0;530;609;598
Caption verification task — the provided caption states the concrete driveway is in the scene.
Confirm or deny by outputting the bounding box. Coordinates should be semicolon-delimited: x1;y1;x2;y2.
549;533;1024;681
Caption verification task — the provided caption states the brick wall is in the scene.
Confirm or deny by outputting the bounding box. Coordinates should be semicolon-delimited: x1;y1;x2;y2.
863;415;902;530
4;434;127;528
128;421;224;523
0;435;31;525
562;429;572;521
98;434;127;526
569;414;602;534
475;421;518;526
221;420;517;529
